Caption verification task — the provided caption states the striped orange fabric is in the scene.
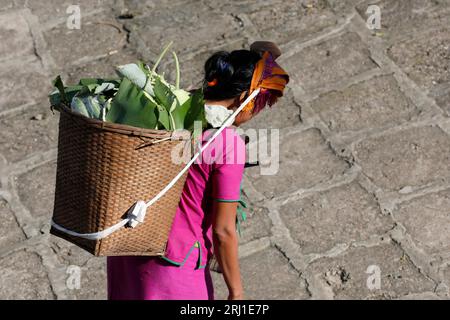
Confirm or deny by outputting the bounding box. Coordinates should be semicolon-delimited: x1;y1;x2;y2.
242;51;289;115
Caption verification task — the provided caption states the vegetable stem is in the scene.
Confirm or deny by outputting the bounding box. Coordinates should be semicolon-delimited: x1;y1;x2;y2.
172;51;180;90
150;42;173;82
169;112;176;130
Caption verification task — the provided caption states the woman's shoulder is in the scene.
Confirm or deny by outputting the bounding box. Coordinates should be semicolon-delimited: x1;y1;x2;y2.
202;126;245;147
201;127;246;166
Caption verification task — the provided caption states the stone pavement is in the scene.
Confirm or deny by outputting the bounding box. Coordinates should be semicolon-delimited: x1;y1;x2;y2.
0;0;449;299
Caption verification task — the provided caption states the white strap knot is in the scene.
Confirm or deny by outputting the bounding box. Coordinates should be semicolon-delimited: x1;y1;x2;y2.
126;200;148;228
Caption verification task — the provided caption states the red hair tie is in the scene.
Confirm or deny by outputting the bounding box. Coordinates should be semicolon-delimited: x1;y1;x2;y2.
207;78;218;87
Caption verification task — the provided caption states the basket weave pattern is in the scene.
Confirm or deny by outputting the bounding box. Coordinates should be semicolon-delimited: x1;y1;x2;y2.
50;106;190;256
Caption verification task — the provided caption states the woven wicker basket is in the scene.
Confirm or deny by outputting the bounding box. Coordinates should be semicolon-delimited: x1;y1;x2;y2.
50;105;191;256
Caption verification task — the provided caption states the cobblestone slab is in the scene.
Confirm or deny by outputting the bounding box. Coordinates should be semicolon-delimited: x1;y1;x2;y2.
244;0;338;45
246;128;349;198
443;268;450;287
0;249;54;299
213;247;310;300
202;0;281;14
16;160;57;218
357;1;450;115
238;204;272;245
285;32;378;93
306;243;436;299
241;88;301;129
0;102;58;164
70;258;107;300
393;190;450;258
65;48;141;85
309;74;421;134
124;1;242;61
49;236;94;268
7;0;111;29
356;0;450;43
327;0;363;17
44;13;126;68
0;9;35;60
388;29;450;115
45;239;108;300
397;292;443;300
0;57;49;114
0;199;26;249
279;180;394;255
354;126;450;191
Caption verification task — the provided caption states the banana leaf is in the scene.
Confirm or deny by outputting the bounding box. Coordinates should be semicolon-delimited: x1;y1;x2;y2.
70;92;105;119
171;95;192;129
49;76;119;109
155;104;171;130
100;98;112;121
183;89;206;130
83;96;102;118
172;89;190;107
94;82;116;95
116;63;153;95
49;85;83;107
79;78;120;87
49;76;84;107
153;76;174;111
106;77;157;129
70;96;90;117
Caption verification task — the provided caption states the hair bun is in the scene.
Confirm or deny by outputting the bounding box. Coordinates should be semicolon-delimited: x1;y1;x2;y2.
204;51;234;84
203;49;261;101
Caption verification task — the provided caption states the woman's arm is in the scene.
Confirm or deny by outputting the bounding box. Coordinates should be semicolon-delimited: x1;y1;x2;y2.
212;200;243;300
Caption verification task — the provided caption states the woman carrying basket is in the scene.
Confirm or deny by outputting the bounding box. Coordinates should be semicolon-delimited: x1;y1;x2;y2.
107;41;289;300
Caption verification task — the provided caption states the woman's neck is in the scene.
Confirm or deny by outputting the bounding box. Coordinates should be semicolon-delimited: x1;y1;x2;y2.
204;98;236;109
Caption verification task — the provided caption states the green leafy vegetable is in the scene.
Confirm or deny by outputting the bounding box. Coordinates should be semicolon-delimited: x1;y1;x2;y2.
49;43;207;133
106;78;157;129
184;89;206;130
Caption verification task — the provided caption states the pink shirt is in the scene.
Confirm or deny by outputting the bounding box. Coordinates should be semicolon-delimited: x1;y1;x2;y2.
162;127;246;268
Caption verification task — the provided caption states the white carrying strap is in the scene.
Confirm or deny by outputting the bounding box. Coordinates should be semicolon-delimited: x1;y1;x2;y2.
51;88;261;240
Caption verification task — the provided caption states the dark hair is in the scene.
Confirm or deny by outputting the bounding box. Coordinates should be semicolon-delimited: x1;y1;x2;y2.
203;50;261;101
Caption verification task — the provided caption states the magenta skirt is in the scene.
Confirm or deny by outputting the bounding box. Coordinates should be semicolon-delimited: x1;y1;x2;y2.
107;250;214;300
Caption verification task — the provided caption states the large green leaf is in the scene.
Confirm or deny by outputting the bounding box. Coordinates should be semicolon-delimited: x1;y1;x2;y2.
79;95;102;118
106;78;157;129
70;96;90;117
156;104;171;130
101;98;113;121
184;89;206;130
116;64;147;89
172;96;191;129
116;63;155;96
52;76;67;103
50;76;119;109
94;82;116;94
153;76;174;110
79;78;102;86
79;78;120;87
173;89;190;107
49;85;83;106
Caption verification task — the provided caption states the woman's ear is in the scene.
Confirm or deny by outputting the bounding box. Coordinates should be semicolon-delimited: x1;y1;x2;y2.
238;91;248;103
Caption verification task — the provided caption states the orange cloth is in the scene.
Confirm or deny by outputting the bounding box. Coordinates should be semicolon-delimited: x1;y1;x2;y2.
242;51;290;115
